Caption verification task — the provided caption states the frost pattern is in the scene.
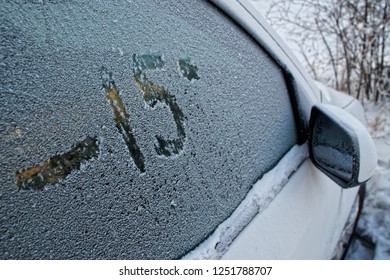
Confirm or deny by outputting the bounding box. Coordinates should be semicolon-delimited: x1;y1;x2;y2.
183;144;309;259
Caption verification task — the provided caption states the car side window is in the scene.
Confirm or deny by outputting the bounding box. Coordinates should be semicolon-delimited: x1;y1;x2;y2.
0;0;297;259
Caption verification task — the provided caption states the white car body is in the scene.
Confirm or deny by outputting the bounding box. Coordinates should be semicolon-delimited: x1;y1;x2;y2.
185;0;373;259
0;0;376;260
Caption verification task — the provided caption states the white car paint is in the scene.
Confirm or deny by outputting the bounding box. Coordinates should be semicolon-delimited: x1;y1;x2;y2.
315;82;367;124
222;160;358;259
184;144;309;259
187;0;374;259
314;104;377;183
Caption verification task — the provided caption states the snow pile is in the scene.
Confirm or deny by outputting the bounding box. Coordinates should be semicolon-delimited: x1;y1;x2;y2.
347;102;390;259
183;144;308;259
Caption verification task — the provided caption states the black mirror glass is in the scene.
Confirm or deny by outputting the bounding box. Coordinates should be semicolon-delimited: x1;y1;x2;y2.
310;109;356;184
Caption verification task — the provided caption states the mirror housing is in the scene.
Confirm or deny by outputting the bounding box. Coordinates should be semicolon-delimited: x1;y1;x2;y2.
309;104;377;188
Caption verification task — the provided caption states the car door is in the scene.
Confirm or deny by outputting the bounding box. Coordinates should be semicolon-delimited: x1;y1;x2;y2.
0;0;360;259
194;0;363;259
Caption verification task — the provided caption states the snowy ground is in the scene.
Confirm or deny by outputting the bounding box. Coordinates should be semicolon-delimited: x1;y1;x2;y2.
345;102;390;260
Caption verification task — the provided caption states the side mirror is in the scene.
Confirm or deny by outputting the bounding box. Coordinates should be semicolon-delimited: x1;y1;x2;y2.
309;104;377;188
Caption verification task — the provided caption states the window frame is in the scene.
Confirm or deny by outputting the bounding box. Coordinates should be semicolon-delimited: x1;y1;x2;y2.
209;0;320;144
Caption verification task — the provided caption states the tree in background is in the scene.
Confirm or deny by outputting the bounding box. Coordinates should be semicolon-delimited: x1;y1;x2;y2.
266;0;390;103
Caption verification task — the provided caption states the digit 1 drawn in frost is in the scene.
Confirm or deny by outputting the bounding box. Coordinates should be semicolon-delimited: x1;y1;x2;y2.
101;67;145;172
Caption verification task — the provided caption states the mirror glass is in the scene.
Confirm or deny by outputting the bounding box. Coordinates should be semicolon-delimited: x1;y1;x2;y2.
311;112;355;182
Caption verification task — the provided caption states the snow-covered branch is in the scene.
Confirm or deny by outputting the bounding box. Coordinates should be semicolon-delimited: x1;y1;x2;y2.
264;0;390;104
